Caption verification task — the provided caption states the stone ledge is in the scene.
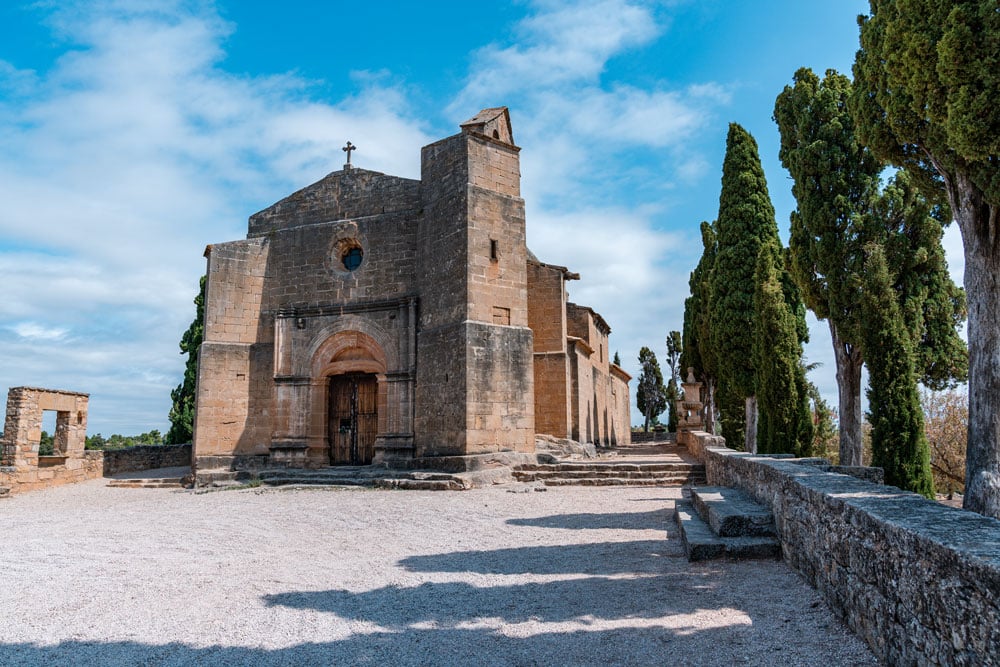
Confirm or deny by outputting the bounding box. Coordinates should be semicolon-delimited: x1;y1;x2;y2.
688;430;1000;665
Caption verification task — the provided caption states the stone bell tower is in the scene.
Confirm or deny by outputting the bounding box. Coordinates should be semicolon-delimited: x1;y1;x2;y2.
413;108;535;456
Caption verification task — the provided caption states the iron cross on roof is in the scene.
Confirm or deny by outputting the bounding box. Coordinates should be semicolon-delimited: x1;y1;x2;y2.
343;141;358;167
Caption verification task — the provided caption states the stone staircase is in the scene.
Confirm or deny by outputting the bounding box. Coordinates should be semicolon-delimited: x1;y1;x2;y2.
512;460;706;487
107;466;189;489
673;486;782;561
256;467;470;491
107;475;186;489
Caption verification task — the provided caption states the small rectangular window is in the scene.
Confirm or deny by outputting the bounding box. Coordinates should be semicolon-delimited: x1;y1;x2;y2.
490;239;499;261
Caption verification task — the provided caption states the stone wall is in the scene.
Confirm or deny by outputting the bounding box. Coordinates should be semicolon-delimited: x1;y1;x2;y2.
687;430;1000;664
101;444;192;477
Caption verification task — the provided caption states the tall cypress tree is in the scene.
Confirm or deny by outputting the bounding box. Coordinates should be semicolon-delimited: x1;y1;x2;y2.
636;346;667;432
774;67;880;466
665;331;682;433
709;124;783;451
166;276;206;445
861;244;935;498
681;221;718;434
753;249;811;456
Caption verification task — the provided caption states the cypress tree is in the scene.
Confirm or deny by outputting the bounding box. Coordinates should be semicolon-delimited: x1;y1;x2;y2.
636;346;667;432
166;276;206;445
681;221;719;434
861;244;935;498
753;249;809;455
774;67;879;466
853;0;999;516
709;124;783;451
665;331;682;433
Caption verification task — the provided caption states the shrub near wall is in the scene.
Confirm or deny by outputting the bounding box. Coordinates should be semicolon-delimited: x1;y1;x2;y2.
687;431;1000;665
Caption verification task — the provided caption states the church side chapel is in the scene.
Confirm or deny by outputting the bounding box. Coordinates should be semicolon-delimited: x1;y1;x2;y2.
193;107;630;472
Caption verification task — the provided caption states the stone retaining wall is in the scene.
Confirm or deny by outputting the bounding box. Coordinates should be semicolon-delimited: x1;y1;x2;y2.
101;444;192;477
686;430;999;665
1;444;192;496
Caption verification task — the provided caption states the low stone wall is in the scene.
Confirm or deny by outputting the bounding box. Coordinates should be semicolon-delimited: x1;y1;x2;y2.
0;451;104;494
630;431;670;443
686;430;999;665
1;444;192;496
101;444;192;477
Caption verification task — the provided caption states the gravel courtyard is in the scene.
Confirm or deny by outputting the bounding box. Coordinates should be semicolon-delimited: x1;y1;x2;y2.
1;480;876;666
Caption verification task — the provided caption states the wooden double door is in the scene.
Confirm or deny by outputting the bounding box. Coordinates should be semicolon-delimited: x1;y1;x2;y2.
328;373;378;465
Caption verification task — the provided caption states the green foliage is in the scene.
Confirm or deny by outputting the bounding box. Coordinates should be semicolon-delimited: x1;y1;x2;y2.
636;346;667;432
613;351;621;366
167;276;206;445
776;64;967;467
808;383;839;462
665;331;682;433
853;0;999;517
861;244;935;498
709;124;785;449
753;250;811;456
38;430;54;456
85;430;165;450
853;0;1000;207
681;221;718;382
866;172;968;389
774;67;879;350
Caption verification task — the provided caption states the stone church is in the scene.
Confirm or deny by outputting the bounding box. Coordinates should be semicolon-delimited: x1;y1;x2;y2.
193;107;630;471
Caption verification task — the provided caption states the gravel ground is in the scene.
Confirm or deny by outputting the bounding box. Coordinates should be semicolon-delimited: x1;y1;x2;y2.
0;479;877;666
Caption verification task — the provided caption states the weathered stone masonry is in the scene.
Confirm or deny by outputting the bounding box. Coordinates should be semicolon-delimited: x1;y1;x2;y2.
193;107;630;473
686;430;1000;665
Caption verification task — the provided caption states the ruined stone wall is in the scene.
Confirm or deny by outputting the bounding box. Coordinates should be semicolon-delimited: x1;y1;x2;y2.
688;430;1000;665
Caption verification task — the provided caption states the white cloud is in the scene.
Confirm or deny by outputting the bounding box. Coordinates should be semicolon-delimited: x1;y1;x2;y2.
9;322;70;341
0;1;430;433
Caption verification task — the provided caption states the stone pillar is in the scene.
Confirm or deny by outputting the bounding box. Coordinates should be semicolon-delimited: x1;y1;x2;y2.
676;368;704;448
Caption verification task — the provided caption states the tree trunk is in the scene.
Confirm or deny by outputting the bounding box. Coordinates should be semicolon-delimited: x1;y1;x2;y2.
952;176;1000;519
831;321;864;466
745;395;758;454
705;378;717;435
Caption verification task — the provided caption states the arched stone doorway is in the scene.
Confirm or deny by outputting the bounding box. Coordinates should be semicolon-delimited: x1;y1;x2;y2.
309;330;388;466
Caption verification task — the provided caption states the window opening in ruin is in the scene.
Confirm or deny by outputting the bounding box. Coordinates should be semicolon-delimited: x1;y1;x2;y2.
39;410;58;456
490;239;499;261
493;129;500;139
342;247;363;271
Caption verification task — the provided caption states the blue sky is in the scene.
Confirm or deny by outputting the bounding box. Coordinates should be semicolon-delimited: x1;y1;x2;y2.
0;0;963;435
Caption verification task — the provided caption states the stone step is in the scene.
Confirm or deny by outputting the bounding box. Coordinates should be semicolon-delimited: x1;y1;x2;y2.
516;462;703;473
673;499;781;561
690;486;776;537
257;469;469;491
512;469;702;480
107;478;184;489
529;475;707;487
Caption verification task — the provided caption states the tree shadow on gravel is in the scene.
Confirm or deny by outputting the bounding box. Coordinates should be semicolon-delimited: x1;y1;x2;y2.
263;573;720;628
0;618;873;667
399;540;678;576
506;509;669;531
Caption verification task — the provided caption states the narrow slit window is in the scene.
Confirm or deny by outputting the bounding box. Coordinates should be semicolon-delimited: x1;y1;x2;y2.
490;239;499;262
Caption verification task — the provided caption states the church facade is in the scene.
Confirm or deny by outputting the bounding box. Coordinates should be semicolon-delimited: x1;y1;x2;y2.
192;108;630;471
